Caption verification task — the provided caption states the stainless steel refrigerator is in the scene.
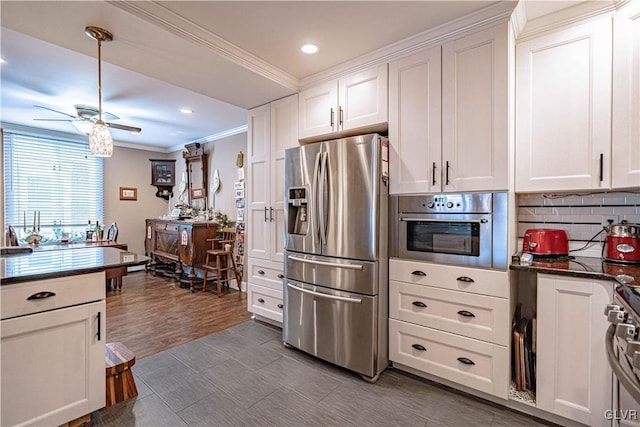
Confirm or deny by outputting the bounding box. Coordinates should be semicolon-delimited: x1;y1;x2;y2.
283;133;389;382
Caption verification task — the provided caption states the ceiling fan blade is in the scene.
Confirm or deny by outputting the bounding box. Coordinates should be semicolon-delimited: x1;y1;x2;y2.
105;122;142;134
34;118;75;122
33;104;77;119
102;112;120;121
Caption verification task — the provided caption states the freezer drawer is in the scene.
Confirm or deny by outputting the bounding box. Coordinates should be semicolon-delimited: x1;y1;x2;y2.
284;279;379;378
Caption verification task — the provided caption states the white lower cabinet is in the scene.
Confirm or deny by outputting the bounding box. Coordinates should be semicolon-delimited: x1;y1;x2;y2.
388;259;509;399
246;258;284;324
536;274;613;426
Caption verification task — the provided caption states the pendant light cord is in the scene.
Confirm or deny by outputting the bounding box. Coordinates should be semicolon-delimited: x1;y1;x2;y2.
97;38;103;122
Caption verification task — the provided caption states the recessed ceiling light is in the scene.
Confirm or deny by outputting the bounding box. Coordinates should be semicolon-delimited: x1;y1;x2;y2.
301;44;318;54
180;108;193;114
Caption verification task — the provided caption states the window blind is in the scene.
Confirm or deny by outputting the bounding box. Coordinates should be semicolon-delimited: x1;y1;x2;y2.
3;129;104;240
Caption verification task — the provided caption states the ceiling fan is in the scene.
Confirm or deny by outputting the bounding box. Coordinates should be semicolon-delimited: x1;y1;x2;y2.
33;104;142;135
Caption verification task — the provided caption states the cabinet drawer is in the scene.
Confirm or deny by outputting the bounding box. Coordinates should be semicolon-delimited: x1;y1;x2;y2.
389;259;508;298
247;258;284;291
1;272;105;320
247;283;283;324
389;319;509;399
390;281;509;346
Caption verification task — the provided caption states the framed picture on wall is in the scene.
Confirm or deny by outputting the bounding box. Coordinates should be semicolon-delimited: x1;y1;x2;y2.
119;187;138;201
237;208;244;221
150;159;176;186
235;189;244;199
191;188;204;199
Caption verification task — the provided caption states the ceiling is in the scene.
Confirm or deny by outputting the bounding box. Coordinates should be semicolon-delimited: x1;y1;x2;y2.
1;1;579;152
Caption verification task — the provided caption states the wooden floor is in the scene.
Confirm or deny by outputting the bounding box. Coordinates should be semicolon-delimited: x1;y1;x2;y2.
106;270;252;359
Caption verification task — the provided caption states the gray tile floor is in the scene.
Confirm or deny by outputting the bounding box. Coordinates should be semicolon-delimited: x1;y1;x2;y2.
90;320;552;427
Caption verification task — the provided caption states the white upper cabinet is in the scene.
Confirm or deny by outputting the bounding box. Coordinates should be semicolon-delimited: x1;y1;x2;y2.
389;23;509;194
389;46;442;194
516;17;612;192
442;23;509;193
612;1;640;189
299;64;388;141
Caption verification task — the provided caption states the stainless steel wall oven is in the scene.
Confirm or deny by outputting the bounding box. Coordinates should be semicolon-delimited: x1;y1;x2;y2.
390;192;508;270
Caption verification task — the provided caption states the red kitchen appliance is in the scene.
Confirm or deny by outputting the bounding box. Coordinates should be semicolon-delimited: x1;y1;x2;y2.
522;229;569;256
604;221;640;264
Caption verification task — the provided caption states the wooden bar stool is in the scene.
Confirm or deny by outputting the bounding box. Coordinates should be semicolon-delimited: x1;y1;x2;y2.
201;227;241;297
105;342;138;407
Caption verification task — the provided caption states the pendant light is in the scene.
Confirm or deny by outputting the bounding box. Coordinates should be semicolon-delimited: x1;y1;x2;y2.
85;26;113;157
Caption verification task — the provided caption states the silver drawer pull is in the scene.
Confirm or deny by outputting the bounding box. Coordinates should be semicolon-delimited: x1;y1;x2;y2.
258;298;265;303
288;255;363;270
457;310;475;318
457;357;475;366
27;291;56;300
258;270;265;275
412;301;427;308
456;276;474;283
411;270;426;277
412;344;427;351
277;304;283;309
277;274;284;279
286;283;362;303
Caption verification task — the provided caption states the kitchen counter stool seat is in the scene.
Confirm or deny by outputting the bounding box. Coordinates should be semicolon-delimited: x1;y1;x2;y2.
202;228;241;297
105;342;138;408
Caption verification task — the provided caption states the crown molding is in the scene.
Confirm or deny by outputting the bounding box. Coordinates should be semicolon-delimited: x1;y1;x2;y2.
168;125;248;153
108;1;299;92
299;1;517;89
516;0;621;42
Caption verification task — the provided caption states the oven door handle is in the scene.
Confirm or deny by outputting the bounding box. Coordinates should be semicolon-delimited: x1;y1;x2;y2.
606;324;640;403
400;218;488;224
287;282;362;304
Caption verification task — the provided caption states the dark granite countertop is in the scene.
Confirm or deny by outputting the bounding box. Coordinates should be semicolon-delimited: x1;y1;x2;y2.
1;247;149;284
510;254;640;286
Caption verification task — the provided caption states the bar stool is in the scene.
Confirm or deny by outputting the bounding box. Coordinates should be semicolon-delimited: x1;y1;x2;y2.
201;227;241;297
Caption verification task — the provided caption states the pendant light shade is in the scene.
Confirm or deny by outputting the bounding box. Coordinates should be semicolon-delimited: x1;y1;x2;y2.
85;26;113;157
89;120;113;157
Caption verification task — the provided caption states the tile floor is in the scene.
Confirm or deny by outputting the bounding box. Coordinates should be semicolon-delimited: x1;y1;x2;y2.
90;320;552;427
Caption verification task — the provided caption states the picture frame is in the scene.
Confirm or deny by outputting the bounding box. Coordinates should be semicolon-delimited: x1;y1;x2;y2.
235;199;245;209
235;189;244;199
191;188;205;199
119;187;138;201
150;159;176;186
237;208;244;221
234;181;245;190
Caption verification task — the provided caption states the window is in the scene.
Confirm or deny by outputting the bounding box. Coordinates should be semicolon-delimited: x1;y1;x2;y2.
3;127;104;243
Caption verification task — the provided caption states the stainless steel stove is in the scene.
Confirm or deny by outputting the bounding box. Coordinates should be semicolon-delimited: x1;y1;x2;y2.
605;284;640;422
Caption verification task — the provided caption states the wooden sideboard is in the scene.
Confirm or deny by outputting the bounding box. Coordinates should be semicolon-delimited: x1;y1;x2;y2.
144;219;218;291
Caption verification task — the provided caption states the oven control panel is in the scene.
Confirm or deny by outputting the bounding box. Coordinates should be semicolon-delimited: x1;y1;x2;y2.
396;193;496;214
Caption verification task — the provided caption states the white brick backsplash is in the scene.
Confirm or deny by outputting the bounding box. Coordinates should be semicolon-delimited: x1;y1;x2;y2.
626;194;640;204
602;196;627;205
570;206;592;215
613;206;638;215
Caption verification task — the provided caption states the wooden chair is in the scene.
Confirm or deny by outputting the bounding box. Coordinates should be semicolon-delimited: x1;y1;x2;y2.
202;227;241;297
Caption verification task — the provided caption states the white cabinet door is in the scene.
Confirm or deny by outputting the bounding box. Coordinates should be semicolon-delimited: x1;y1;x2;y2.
339;63;388;132
298;80;337;140
537;274;612;426
442;23;509;193
612;1;640;189
516;18;612;192
389;47;442;194
247;104;270;260
270;94;298;263
1;301;105;427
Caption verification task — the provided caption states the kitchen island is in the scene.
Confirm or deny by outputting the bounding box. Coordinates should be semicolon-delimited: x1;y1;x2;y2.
0;247;149;427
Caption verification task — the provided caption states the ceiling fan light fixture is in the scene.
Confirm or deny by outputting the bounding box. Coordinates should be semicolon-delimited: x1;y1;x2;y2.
89;120;113;157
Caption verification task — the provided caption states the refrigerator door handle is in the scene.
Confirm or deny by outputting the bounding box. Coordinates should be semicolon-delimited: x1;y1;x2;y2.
312;152;322;241
288;255;364;270
287;282;362;304
319;151;328;245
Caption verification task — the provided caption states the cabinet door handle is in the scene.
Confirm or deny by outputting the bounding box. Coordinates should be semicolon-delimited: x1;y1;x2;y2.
339;106;344;126
411;270;426;277
445;160;450;185
412;344;427;351
277;304;283;309
599;153;604;182
96;311;102;341
277;274;284;279
457;357;475;366
412;301;427;308
27;291;56;300
258;270;265;275
269;207;274;222
432;162;437;186
264;207;268;222
258;298;265;303
330;108;334;127
456;276;474;283
457;310;476;318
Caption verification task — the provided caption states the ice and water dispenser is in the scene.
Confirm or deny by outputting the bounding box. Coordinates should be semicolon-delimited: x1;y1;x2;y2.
287;187;308;235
